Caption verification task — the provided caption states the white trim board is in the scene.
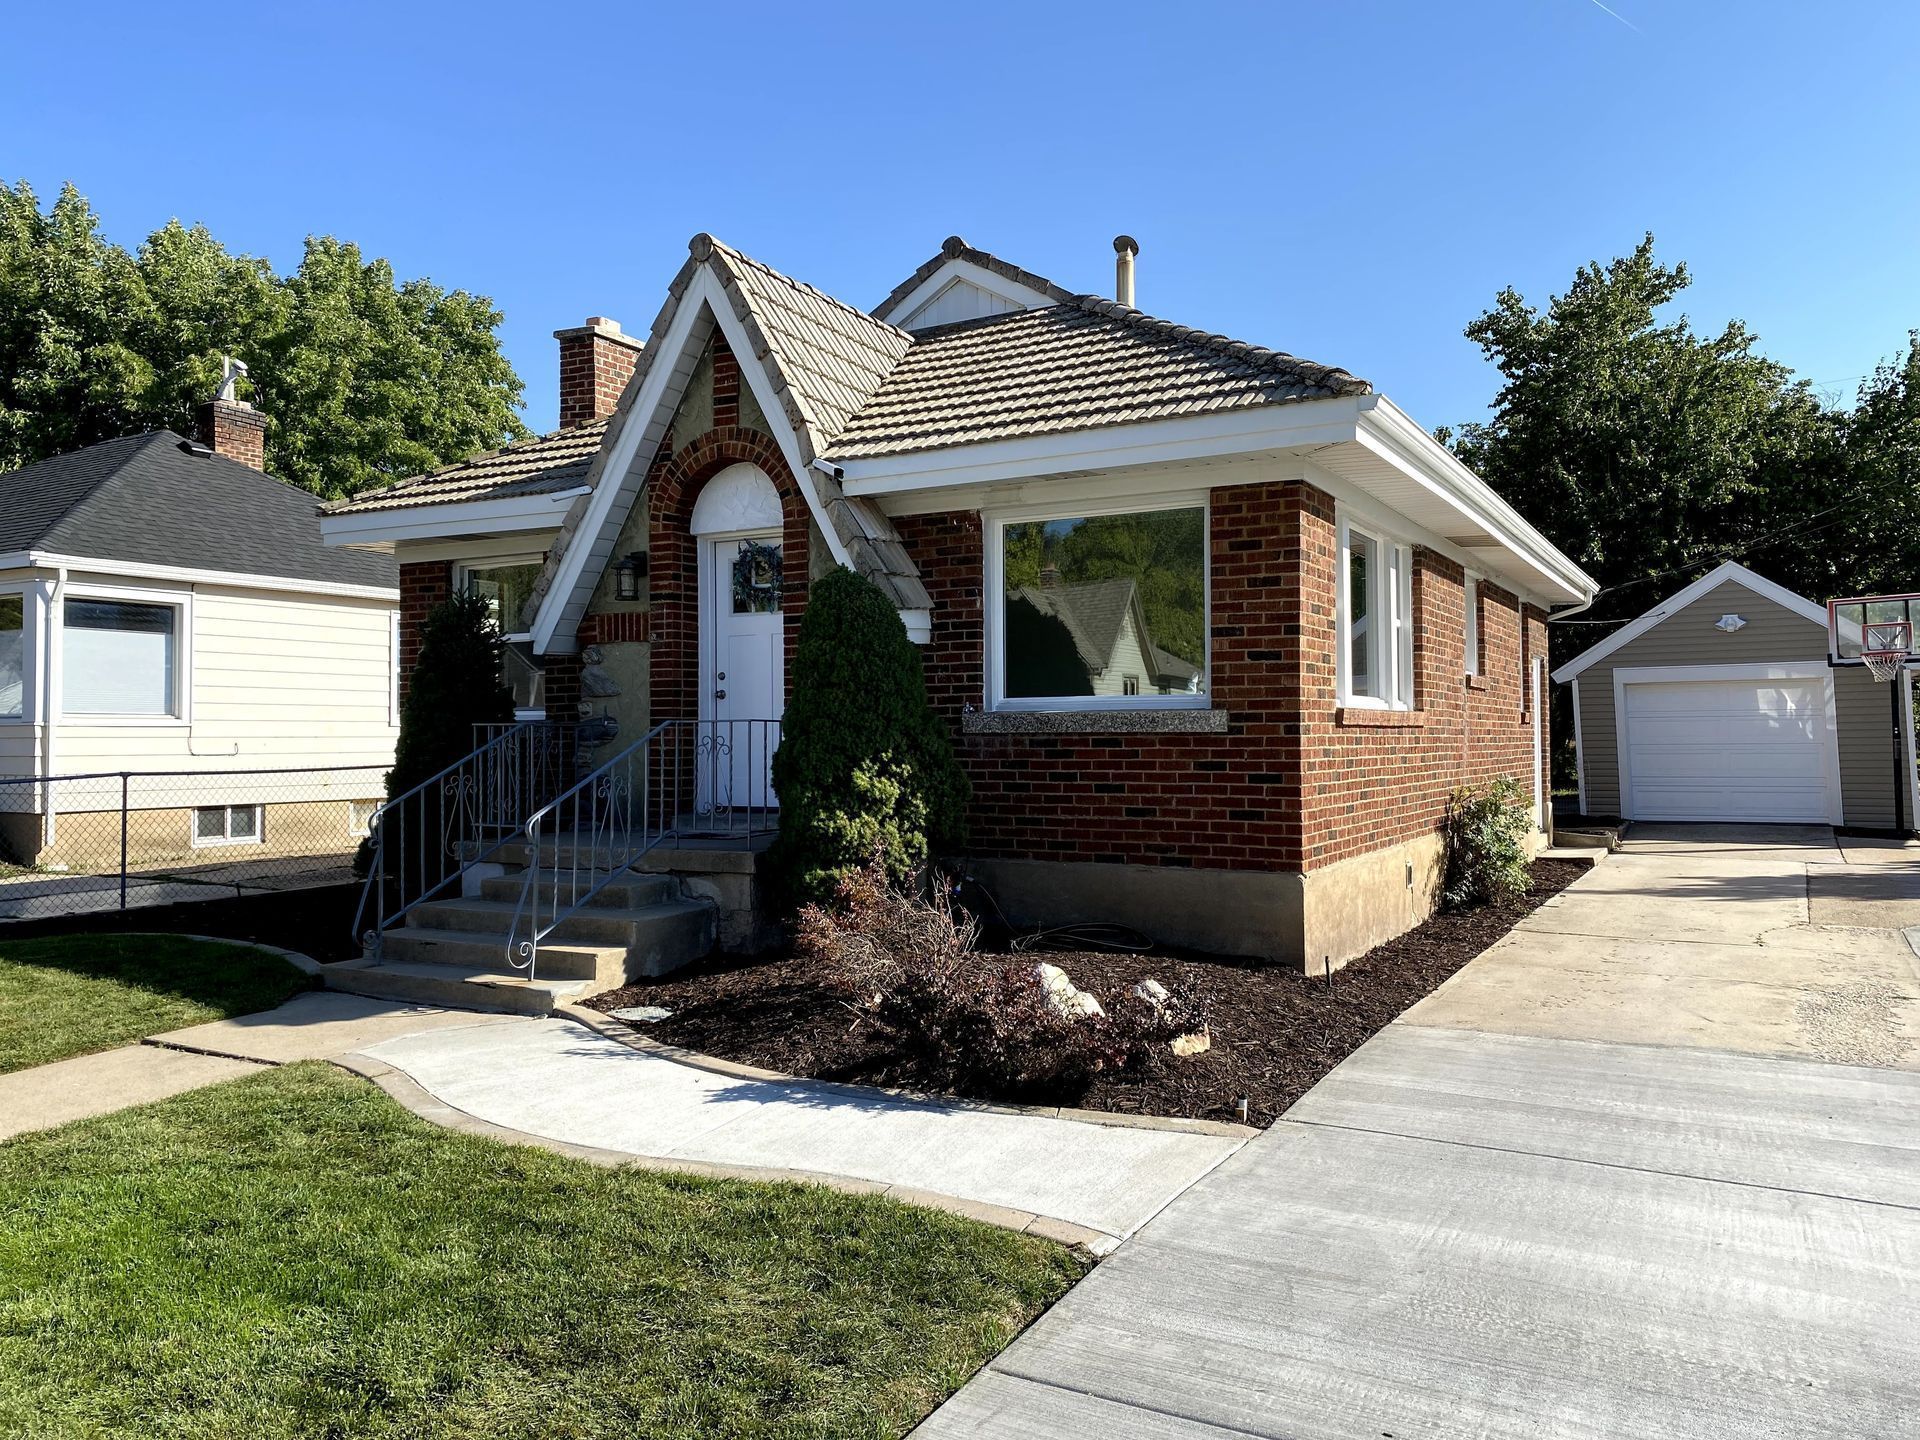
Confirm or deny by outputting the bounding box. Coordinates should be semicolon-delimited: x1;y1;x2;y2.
1609;661;1843;826
1554;561;1830;683
18;551;398;603
318;489;588;550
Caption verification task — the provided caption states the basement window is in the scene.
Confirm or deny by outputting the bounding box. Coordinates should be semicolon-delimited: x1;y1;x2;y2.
193;804;263;847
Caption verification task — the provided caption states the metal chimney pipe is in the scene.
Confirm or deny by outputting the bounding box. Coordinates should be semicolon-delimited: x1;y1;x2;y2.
1113;235;1138;307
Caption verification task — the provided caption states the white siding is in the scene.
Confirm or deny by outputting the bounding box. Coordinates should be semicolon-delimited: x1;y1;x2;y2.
898;279;1024;330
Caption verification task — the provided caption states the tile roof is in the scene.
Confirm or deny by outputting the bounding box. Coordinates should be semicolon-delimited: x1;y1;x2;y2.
700;236;913;460
323;420;605;515
0;432;396;589
823;298;1371;461
872;235;1076;323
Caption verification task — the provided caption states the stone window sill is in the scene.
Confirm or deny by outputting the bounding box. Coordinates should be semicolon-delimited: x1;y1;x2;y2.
1335;707;1427;728
963;708;1229;736
1465;675;1490;692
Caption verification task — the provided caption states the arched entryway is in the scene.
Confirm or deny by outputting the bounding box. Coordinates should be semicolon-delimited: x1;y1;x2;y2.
690;462;785;816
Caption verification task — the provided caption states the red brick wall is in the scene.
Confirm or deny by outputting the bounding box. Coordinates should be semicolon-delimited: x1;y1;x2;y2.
556;320;643;430
905;478;1548;875
397;560;452;701
643;336;810;728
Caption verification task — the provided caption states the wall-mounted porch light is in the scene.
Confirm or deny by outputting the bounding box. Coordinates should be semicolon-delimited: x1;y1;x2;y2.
614;551;647;601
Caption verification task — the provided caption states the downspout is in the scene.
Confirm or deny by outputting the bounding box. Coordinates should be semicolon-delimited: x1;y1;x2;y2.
41;565;65;850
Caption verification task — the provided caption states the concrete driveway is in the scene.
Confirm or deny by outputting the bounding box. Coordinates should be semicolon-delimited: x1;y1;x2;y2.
918;826;1920;1437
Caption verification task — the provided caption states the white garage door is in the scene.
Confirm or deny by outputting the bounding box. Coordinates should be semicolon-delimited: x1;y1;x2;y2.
1622;678;1834;822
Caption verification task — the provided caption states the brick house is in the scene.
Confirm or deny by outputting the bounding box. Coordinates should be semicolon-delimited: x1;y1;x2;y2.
322;234;1594;968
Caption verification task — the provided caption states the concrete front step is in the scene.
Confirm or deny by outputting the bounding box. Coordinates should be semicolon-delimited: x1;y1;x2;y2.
476;870;679;910
324;957;587;1016
408;896;717;955
378;925;621;983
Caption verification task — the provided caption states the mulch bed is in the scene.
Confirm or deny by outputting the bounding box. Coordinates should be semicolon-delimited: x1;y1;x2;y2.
588;858;1587;1127
0;884;365;964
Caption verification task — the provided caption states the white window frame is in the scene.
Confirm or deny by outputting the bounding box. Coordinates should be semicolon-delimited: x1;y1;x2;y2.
0;581;32;725
1464;573;1481;677
455;555;546;643
192;803;264;848
348;798;381;839
1336;509;1415;711
58;582;191;725
983;493;1211;712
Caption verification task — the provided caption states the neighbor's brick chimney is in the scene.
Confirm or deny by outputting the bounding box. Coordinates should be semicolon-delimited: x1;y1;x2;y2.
196;396;267;471
554;316;644;429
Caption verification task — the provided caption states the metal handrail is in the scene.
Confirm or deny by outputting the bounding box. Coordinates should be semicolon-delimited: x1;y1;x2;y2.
352;720;577;955
505;717;781;980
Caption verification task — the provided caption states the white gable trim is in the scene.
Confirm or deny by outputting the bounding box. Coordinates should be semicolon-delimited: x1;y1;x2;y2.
875;258;1061;329
529;267;854;655
1551;561;1829;684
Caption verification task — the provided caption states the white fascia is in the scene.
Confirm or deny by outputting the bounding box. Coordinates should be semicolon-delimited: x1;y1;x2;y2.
529;266;855;655
1551;560;1834;684
874;258;1061;328
1350;397;1597;607
22;551;397;603
835;397;1367;498
317;487;590;551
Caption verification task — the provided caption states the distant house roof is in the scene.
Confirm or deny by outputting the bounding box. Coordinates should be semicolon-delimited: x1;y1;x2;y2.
0;432;396;590
323;420;604;516
1014;577;1198;688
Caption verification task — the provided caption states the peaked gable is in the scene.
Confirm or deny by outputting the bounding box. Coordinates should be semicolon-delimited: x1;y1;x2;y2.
873;235;1074;329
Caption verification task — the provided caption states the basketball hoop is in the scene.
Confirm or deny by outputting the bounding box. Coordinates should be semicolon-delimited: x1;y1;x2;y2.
1863;620;1912;683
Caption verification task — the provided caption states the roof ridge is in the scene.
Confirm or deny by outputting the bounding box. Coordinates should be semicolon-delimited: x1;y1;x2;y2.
1066;295;1371;395
694;233;915;344
34;431;178;549
873;235;1077;320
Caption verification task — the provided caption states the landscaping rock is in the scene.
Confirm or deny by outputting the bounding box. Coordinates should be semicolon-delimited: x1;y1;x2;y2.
1170;1030;1211;1057
610;1005;674;1024
1132;978;1171;1014
1035;962;1104;1020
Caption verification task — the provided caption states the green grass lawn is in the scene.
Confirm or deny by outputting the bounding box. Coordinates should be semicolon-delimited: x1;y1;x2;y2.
0;1064;1086;1438
0;934;309;1074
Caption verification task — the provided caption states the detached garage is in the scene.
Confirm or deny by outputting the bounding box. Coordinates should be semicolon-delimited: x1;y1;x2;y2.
1556;562;1915;830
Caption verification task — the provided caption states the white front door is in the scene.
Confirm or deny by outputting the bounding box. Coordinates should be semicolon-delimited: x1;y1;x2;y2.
699;531;784;815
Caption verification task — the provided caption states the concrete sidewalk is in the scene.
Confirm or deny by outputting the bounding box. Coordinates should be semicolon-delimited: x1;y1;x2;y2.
919;825;1920;1438
355;1017;1250;1250
0;991;515;1141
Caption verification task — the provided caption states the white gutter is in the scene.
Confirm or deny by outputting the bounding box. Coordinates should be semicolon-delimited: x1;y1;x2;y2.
317;487;590;550
24;552;398;602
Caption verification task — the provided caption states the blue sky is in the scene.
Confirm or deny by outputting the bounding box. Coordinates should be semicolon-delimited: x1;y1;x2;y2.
6;1;1917;436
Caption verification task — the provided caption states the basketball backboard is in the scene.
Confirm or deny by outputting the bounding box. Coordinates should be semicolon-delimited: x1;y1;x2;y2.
1829;593;1920;673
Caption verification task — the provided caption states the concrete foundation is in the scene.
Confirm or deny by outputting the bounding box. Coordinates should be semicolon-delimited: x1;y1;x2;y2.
637;839;782;954
1298;832;1446;972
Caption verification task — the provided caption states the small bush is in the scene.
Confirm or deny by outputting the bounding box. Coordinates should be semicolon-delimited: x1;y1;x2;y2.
796;861;1205;1103
1441;777;1534;909
771;569;968;908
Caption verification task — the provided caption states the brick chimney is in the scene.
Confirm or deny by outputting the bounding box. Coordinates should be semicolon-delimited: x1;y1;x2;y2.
196;358;267;470
554;317;644;429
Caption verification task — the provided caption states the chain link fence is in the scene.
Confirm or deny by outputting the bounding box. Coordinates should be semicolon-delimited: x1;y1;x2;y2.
0;765;387;922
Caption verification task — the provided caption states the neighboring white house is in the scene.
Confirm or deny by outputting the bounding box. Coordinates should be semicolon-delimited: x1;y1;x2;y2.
0;413;399;869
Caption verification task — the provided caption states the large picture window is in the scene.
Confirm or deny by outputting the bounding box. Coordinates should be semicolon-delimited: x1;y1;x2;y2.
993;503;1207;708
1339;517;1414;709
0;594;22;720
460;559;544;637
63;598;179;717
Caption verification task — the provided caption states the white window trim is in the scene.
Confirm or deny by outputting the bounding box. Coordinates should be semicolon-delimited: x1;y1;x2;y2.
0;580;32;726
455;557;547;719
983;493;1212;712
1335;509;1415;711
1464;573;1481;677
192;803;264;848
348;798;380;840
58;581;192;726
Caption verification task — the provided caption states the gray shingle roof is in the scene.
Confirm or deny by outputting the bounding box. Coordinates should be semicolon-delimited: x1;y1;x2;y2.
824;298;1371;461
0;432;396;589
323;420;605;515
1016;577;1140;675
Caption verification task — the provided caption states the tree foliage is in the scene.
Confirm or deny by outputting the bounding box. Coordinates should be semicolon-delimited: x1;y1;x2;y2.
0;180;527;496
1001;509;1206;666
1448;234;1842;624
770;569;969;908
387;592;514;803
